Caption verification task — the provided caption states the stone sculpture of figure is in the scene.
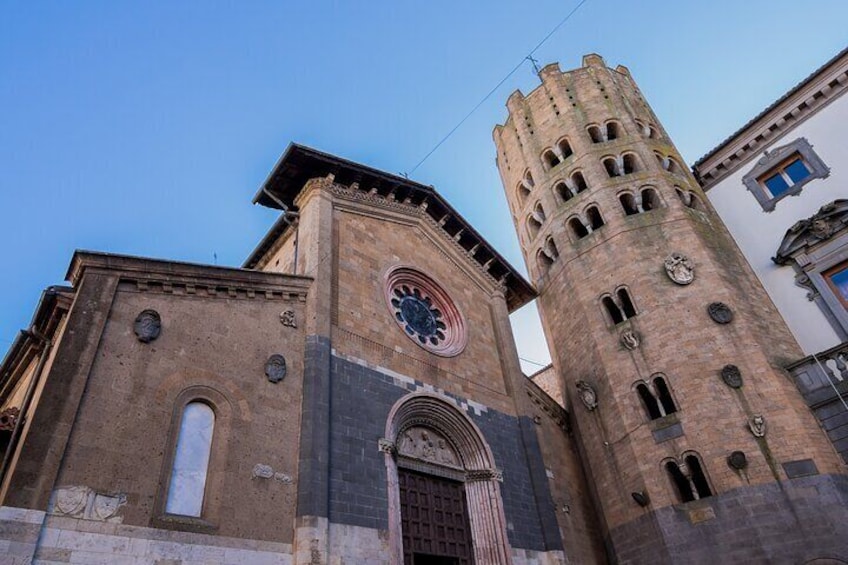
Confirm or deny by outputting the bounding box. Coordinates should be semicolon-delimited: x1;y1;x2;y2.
749;414;766;438
664;252;695;285
420;430;436;460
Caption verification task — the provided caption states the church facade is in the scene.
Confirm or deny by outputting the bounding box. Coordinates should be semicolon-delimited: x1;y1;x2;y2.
1;54;847;565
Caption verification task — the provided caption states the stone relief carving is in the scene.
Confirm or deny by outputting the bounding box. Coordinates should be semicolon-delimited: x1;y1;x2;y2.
0;406;19;431
773;199;848;264
465;469;503;482
727;451;748;470
720;365;743;389
576;380;598;411
133;309;161;343
707;302;734;324
664;253;695;285
252;464;274;479
620;328;641;350
265;354;287;383
749;414;767;438
398;426;460;467
280;309;297;328
378;438;397;455
52;486;126;522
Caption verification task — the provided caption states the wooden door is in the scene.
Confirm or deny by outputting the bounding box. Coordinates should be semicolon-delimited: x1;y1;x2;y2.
399;469;474;565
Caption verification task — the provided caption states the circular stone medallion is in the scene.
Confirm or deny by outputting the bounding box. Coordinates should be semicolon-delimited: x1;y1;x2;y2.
707;302;734;324
265;354;287;383
134;309;162;343
720;364;743;388
384;266;467;357
727;451;747;470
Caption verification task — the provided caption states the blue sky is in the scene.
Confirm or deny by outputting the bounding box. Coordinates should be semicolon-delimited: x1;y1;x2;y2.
1;1;846;371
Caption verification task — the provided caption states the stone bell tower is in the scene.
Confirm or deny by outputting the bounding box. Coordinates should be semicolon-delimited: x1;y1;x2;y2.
493;54;848;563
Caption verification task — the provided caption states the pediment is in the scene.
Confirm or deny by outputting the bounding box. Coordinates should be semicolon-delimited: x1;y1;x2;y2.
774;199;848;264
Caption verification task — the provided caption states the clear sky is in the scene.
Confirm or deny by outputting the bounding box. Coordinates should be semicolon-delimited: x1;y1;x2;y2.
1;1;846;372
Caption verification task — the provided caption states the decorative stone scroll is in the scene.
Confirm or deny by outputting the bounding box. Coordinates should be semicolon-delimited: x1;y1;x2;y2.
749;415;767;438
265;354;287;383
707;302;734;324
727;451;748;470
133;309;161;343
720;365;743;388
398;426;460;467
576;380;598;411
280;309;297;328
620;328;641;350
52;486;126;523
664;252;695;285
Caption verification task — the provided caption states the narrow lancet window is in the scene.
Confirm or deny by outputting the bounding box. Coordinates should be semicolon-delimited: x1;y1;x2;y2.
165;402;215;517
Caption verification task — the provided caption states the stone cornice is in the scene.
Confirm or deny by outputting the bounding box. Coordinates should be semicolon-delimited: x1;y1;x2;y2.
525;376;570;432
694;48;848;189
66;251;312;300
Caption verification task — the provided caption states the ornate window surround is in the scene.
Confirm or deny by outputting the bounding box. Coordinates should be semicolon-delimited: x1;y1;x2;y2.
773;199;848;340
742;137;830;212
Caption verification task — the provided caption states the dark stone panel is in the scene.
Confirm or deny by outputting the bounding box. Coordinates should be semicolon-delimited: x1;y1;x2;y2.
327;355;406;530
325;354;555;551
782;459;818;478
295;335;332;518
652;422;684;443
608;474;848;564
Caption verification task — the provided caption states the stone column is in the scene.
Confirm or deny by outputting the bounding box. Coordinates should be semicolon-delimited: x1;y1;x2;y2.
465;470;512;565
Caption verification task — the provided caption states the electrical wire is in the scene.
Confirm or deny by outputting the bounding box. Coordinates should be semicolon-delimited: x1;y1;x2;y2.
408;0;592;175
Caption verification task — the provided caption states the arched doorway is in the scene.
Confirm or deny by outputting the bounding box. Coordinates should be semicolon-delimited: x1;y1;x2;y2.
381;393;512;564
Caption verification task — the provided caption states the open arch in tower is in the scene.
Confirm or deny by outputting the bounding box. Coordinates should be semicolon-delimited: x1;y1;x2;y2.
383;393;512;565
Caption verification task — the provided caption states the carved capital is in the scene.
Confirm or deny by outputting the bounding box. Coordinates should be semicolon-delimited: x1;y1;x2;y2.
466;469;503;482
378;438;397;455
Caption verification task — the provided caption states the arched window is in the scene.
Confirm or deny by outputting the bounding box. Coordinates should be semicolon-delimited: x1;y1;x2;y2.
617;288;636;318
569;217;589;239
606;121;621;141
557;138;573;159
636;383;662;419
622;153;638;174
648;126;659;140
533;202;546;222
667;157;683;175
665;454;712;503
587;125;604;144
675;187;705;211
527;214;543;239
571;171;588;192
555;181;573;203
537;249;554;275
619;192;639;216
636;376;677;420
654;375;677;415
165;402;215;517
542;149;560;170
641;187;660;211
523;169;535;188
602;296;624;324
603;157;620;178
586;206;604;230
517;182;531;205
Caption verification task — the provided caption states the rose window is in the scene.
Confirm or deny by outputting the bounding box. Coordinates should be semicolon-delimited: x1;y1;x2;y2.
384;266;467;357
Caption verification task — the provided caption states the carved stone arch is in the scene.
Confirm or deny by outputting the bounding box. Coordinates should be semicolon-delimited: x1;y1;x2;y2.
383;392;512;564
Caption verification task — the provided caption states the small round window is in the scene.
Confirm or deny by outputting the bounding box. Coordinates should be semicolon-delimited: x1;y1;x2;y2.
384;266;467;357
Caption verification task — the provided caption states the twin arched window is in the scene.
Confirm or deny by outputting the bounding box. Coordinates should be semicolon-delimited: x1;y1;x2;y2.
620;187;661;216
568;205;604;240
165;402;215;517
588;121;622;144
665;454;712;503
603;153;639;178
635;119;659;140
635;375;677;420
656;153;685;175
541;138;574;171
675;187;705;211
601;288;637;324
537;237;559;275
527;202;546;239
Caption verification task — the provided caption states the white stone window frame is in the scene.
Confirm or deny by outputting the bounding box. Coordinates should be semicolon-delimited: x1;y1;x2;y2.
742;137;830;212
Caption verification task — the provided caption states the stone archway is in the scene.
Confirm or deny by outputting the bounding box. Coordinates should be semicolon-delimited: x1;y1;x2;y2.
381;392;512;564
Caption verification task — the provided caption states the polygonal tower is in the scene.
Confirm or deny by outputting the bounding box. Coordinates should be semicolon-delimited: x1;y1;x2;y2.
494;54;848;563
